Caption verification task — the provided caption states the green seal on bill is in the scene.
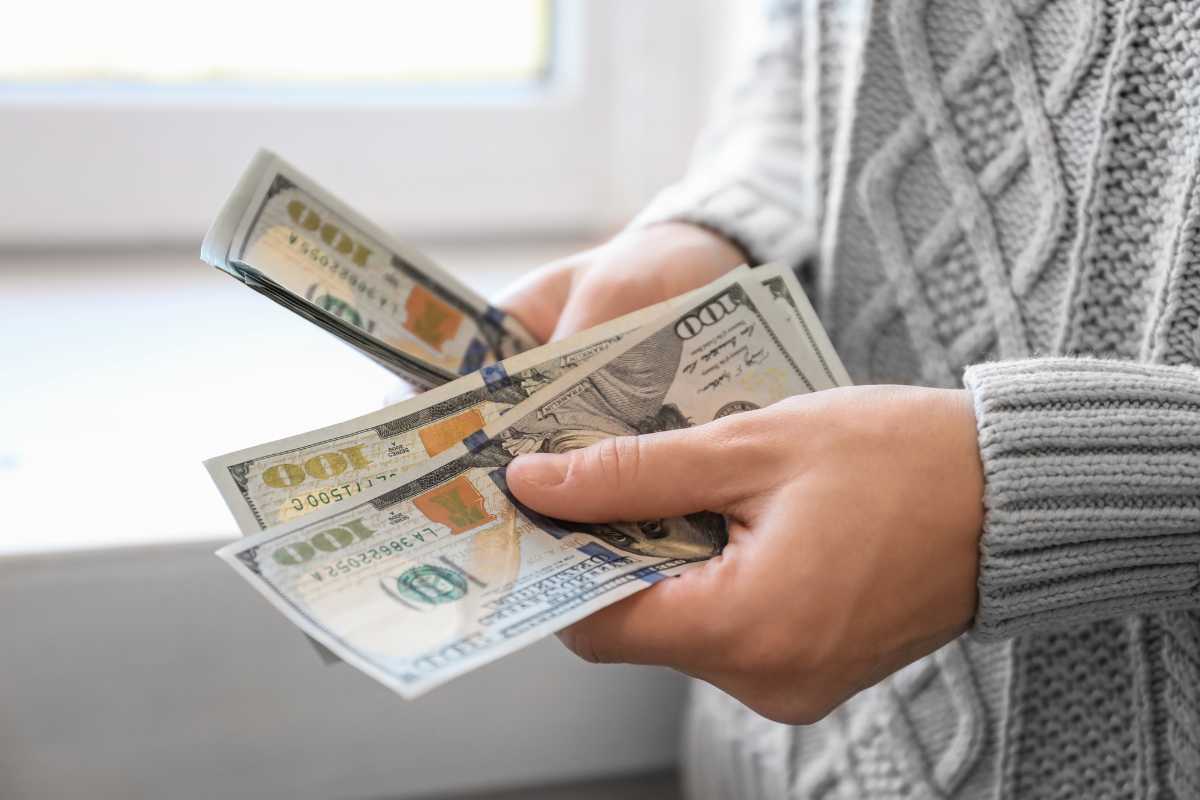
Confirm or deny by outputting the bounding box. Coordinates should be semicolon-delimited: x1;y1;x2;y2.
390;565;468;606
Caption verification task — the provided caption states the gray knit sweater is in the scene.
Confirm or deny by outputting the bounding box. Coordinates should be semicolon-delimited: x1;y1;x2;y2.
633;1;1200;797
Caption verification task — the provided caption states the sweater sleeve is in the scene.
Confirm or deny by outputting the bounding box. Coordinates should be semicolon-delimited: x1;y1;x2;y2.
963;358;1200;640
628;0;823;268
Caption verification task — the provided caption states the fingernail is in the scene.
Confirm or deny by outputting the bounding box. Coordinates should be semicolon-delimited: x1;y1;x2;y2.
512;453;568;487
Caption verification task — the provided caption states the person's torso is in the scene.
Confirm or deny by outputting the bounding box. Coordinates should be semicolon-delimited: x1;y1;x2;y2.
686;1;1200;797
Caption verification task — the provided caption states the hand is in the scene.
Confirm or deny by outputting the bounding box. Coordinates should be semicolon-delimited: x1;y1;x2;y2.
387;222;740;402
505;385;985;724
496;222;747;343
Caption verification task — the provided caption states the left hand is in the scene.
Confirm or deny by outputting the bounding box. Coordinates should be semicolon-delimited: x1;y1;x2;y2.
506;385;985;724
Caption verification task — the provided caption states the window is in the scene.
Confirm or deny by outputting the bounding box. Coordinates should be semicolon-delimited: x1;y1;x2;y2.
0;0;743;552
2;0;552;89
1;0;721;245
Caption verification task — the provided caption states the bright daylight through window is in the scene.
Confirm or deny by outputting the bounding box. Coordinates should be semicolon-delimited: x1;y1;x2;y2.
1;0;551;89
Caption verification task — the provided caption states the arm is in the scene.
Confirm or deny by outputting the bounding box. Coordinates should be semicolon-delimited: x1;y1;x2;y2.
504;359;1200;723
630;0;821;268
499;1;826;342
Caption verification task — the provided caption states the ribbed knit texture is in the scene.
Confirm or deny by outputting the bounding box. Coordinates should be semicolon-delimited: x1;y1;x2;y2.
965;359;1200;639
634;0;1200;797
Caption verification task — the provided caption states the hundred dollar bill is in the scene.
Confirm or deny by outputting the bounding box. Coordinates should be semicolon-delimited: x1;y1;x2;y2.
203;276;732;534
205;266;846;535
216;275;823;697
201;150;536;387
757;263;851;388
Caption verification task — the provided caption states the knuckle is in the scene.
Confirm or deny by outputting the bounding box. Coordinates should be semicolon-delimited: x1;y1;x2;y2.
592;435;643;491
562;447;591;485
706;411;752;447
711;409;778;458
704;413;788;500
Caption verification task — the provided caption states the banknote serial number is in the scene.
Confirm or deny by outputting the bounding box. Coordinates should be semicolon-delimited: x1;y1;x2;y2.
288;474;398;512
312;529;442;582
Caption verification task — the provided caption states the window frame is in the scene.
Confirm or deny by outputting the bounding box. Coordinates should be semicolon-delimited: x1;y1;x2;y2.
0;0;718;246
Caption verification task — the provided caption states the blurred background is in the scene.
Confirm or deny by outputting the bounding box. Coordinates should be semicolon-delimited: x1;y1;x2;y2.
0;1;754;798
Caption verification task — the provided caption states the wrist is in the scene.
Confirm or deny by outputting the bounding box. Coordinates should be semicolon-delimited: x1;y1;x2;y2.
946;387;985;626
627;221;747;269
646;220;753;266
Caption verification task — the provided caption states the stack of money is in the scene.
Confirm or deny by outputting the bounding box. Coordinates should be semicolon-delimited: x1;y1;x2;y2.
201;150;537;387
203;155;850;698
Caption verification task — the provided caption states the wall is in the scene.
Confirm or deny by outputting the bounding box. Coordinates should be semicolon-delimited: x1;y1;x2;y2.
0;541;689;799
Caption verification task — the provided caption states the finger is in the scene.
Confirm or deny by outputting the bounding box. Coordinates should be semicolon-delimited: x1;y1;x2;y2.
557;556;730;667
494;259;579;344
507;418;767;522
551;282;650;340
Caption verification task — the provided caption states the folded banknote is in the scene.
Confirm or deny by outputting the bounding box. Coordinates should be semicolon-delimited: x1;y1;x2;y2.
201;150;537;387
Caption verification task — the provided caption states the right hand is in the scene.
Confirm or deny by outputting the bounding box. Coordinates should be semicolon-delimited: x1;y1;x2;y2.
506;385;984;724
497;222;747;343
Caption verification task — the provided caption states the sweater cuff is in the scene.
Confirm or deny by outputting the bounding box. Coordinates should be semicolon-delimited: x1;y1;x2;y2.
964;358;1200;640
628;174;816;269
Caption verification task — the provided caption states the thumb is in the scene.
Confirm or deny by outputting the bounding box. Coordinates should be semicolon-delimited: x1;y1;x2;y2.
506;422;756;523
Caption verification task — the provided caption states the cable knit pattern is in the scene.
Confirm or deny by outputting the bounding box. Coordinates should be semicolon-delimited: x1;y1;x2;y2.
635;0;1200;797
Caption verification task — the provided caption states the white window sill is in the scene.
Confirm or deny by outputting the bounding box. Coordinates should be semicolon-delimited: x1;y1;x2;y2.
0;239;595;556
